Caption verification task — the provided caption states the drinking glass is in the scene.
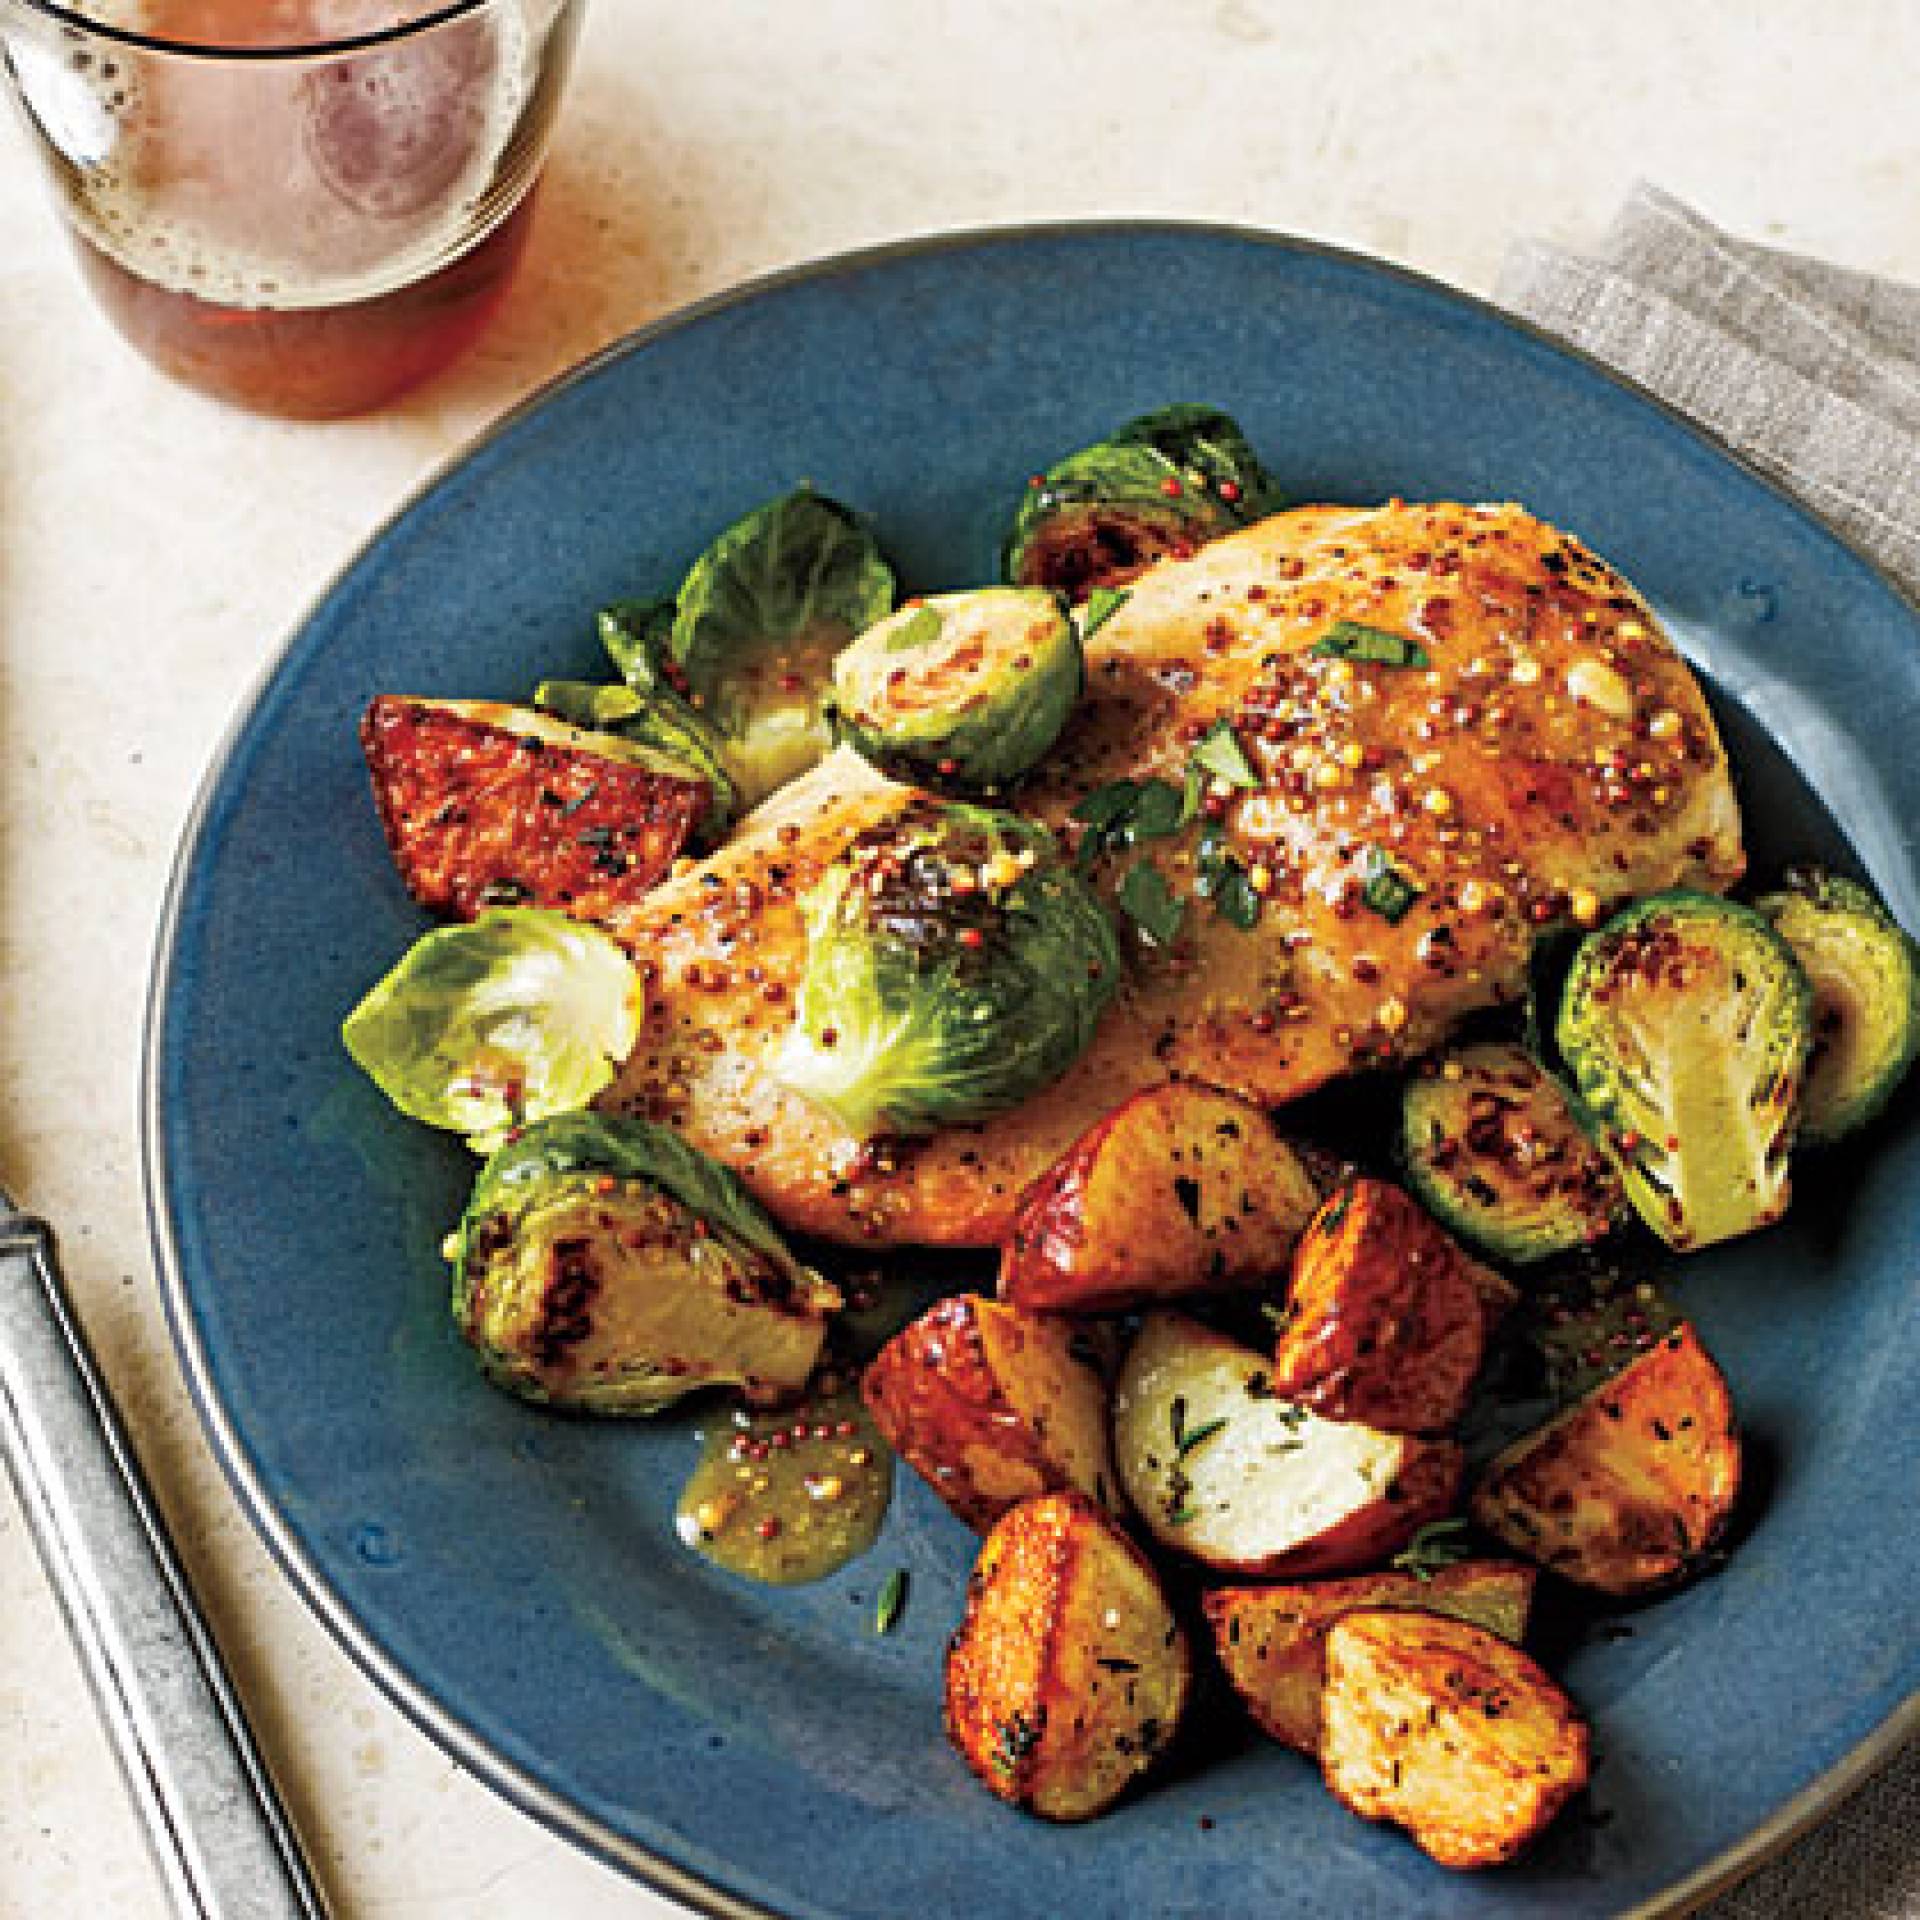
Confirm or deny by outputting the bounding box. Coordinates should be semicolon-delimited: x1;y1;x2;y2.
1;0;585;417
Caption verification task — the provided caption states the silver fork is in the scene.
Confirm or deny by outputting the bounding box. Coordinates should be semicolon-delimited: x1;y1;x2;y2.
0;1185;327;1919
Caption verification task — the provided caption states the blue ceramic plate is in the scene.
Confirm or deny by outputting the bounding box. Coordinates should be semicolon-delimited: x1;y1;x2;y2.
146;226;1919;1919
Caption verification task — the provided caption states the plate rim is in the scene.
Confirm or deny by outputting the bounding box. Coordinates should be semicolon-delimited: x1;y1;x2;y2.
140;215;1920;1920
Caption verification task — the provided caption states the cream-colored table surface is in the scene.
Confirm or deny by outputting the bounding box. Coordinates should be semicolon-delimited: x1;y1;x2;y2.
4;3;1918;1915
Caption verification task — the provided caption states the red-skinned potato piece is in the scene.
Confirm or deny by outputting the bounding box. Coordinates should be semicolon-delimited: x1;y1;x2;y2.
945;1491;1191;1822
1112;1311;1462;1578
1319;1609;1591;1869
862;1294;1116;1532
1000;1083;1319;1314
1270;1178;1513;1433
362;696;706;929
1471;1322;1741;1595
1203;1559;1538;1753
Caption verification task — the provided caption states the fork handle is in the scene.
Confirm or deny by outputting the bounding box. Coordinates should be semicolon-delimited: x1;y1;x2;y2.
0;1211;328;1920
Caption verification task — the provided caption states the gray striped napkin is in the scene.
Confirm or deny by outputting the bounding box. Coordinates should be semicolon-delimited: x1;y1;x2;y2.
1501;183;1919;1920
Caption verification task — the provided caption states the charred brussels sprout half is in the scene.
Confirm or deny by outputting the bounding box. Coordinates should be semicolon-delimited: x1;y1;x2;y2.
669;490;896;805
1401;1041;1626;1264
450;1112;840;1413
1004;404;1279;600
1755;868;1920;1144
1555;891;1812;1252
533;597;737;845
342;908;644;1151
772;802;1120;1137
829;588;1082;788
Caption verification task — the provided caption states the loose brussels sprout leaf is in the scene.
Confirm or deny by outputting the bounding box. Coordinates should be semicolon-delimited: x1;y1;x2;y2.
450;1112;839;1413
1004;403;1279;600
1755;867;1920;1143
342;908;643;1151
669;491;896;806
532;673;736;847
829;587;1083;788
772;801;1120;1137
597;597;679;688
1555;891;1812;1251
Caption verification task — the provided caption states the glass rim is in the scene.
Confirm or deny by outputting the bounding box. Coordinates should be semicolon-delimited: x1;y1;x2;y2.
8;0;500;60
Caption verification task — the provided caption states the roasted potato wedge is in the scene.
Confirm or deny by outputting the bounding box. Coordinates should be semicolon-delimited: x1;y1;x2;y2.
1001;1083;1319;1314
1203;1560;1537;1753
1471;1321;1740;1595
945;1491;1190;1822
1112;1312;1461;1577
1270;1178;1508;1433
862;1294;1116;1532
362;696;707;928
1319;1609;1590;1869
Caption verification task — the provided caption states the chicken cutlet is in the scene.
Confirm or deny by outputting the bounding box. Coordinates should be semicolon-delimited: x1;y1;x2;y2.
598;500;1742;1245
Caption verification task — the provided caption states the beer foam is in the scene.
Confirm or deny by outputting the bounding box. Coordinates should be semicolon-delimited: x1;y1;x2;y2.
48;0;546;311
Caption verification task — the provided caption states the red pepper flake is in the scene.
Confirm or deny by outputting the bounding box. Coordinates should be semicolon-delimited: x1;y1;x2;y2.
1217;479;1241;504
958;927;986;950
755;1517;782;1541
1161;476;1185;498
937;758;960;777
1027;472;1046;489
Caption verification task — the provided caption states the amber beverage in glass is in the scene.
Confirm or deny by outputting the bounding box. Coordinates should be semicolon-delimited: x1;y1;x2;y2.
3;0;585;417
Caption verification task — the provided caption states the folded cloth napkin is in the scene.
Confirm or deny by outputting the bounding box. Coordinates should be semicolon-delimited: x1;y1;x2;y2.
1500;183;1919;1920
1502;182;1920;598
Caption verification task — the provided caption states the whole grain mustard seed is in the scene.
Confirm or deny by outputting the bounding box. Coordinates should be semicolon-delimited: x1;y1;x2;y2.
1510;655;1542;686
1422;786;1455;817
1648;707;1684;741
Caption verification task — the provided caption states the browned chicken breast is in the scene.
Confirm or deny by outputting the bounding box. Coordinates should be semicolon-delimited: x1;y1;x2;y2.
600;501;1742;1245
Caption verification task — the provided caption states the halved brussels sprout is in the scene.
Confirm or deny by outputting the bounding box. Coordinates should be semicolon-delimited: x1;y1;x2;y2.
342;907;644;1151
530;597;739;845
1004;404;1279;600
450;1112;840;1413
1400;1041;1626;1264
772;801;1120;1137
1555;891;1812;1251
1754;867;1920;1144
830;588;1082;788
669;490;896;805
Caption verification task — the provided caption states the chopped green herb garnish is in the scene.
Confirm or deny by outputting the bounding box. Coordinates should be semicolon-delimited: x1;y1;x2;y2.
883;605;944;653
1213;865;1261;931
1189;718;1259;789
992;1707;1047;1774
1127;777;1186;842
1166;1504;1200;1528
874;1566;910;1634
1195;827;1263;932
1080;586;1132;639
1174;1415;1229;1461
1359;845;1423;925
1390;1517;1474;1581
1119;862;1186;946
1178;762;1207;827
1073;779;1143;832
1312;621;1430;670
